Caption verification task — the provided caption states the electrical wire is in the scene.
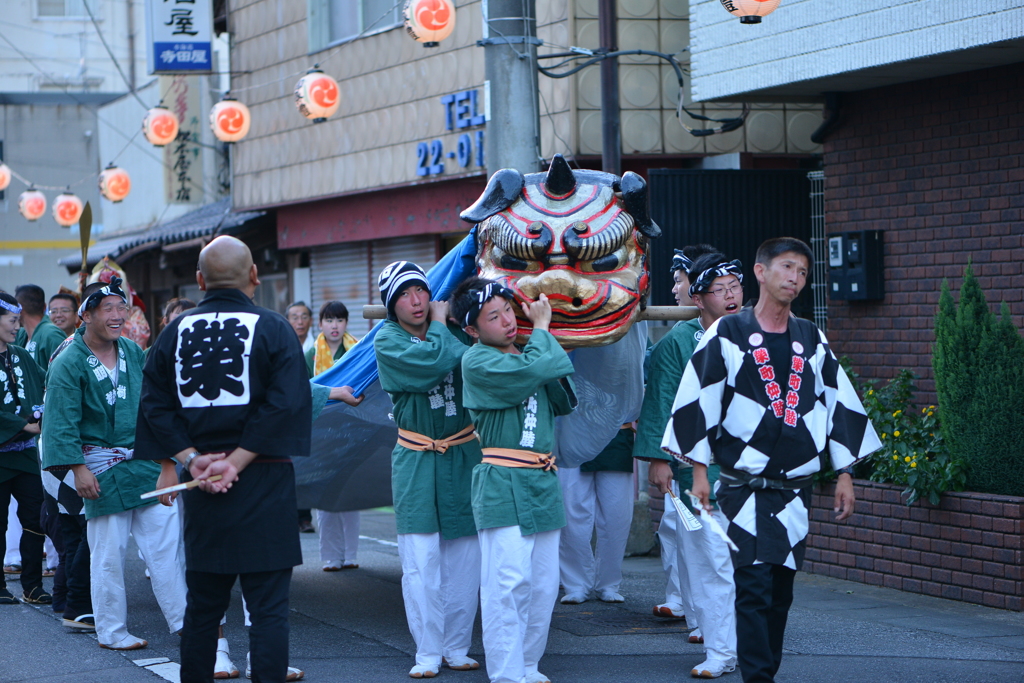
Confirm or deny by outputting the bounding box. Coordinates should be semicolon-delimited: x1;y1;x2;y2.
82;0;148;109
537;48;747;137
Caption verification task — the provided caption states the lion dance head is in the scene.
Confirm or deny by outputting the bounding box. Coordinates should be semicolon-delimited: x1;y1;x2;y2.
460;154;660;348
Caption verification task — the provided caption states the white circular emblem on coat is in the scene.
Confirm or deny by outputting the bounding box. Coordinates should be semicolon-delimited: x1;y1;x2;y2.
87;356;99;367
748;333;763;347
792;341;804;354
694;330;703;341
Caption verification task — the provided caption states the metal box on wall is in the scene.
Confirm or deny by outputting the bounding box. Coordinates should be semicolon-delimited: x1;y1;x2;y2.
828;230;884;300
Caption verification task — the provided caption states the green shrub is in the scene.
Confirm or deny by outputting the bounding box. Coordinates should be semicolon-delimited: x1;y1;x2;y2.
852;368;967;506
932;265;1024;497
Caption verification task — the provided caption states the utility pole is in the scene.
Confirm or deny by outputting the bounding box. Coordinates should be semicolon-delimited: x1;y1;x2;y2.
598;0;621;175
480;0;542;175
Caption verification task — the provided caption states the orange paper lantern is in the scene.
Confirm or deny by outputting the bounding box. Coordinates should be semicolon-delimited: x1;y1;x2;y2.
0;163;10;191
19;189;46;222
404;0;456;47
99;164;132;203
53;192;84;227
210;97;252;143
720;0;781;23
294;67;340;123
143;105;180;146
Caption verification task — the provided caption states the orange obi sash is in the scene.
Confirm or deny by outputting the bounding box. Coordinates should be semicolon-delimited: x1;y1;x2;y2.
481;448;557;472
397;424;477;454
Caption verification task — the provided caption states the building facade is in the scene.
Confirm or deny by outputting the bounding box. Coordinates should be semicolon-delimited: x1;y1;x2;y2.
227;0;823;335
687;0;1024;399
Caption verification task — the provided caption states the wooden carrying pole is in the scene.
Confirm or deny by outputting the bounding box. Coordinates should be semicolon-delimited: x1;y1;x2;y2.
362;304;698;321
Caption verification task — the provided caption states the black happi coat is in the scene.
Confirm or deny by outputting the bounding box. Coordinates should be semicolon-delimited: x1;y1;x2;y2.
662;309;881;570
135;288;312;573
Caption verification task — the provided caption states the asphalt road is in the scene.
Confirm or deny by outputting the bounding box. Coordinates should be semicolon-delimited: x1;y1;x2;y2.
3;509;1024;683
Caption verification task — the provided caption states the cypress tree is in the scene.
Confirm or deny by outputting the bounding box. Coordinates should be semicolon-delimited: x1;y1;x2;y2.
933;264;1024;496
968;303;1024;496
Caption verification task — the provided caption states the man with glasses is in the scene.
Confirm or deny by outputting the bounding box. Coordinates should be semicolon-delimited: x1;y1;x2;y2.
285;302;315;354
42;278;187;650
47;293;79;339
636;251;743;679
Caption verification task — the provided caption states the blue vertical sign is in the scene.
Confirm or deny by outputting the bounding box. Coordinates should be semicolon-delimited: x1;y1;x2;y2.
146;0;214;74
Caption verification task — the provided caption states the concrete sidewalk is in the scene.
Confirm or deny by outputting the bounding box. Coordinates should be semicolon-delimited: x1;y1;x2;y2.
3;509;1023;682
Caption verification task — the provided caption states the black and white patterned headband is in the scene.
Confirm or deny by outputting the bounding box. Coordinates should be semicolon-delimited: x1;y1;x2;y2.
0;299;21;316
378;261;429;313
78;277;128;317
688;260;743;297
670;249;692;274
463;282;516;328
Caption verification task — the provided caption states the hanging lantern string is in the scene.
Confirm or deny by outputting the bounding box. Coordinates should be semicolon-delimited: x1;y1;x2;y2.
1;127;143;194
230;0;454;95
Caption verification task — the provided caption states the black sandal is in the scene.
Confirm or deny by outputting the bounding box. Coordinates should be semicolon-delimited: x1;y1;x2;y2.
0;588;18;605
22;586;52;605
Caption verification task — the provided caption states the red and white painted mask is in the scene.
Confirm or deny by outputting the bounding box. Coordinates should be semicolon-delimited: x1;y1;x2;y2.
461;154;661;348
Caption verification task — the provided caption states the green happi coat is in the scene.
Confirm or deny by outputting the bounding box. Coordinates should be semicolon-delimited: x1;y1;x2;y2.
42;329;159;520
0;344;45;484
16;316;69;373
462;329;577;536
374;320;482;539
634;318;720;511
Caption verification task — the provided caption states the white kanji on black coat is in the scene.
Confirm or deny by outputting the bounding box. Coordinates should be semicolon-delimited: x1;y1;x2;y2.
661;309;881;570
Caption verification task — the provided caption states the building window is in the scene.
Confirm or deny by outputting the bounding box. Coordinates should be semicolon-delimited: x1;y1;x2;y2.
308;0;401;52
37;0;98;19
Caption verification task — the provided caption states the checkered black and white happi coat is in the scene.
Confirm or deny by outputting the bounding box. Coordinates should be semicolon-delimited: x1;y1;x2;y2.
661;309;881;570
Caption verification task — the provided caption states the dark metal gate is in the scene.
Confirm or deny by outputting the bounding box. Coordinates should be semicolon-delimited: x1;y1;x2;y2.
647;169;815;319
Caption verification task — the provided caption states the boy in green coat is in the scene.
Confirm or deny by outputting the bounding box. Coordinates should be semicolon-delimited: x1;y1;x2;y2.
0;291;50;605
453;277;577;683
42;278;186;651
373;261;484;678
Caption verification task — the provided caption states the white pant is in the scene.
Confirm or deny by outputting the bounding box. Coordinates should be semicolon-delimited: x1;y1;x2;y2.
558;468;633;596
87;503;187;646
479;526;560;683
397;533;481;668
677;508;736;665
658;483;686;607
5;501;20;565
316;509;360;563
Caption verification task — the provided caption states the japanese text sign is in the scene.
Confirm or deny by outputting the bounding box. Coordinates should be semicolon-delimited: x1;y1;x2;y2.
146;0;214;74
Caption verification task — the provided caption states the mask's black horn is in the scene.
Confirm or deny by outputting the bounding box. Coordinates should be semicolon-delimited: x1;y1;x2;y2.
460;168;525;224
619;171;661;239
544;154;576;196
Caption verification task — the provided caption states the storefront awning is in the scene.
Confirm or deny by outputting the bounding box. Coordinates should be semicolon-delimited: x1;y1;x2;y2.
58;199;266;272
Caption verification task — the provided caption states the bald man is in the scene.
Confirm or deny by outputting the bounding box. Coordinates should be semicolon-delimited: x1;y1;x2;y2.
135;236;312;683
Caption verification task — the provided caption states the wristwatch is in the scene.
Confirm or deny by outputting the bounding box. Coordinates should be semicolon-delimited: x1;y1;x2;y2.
836;466;854;477
184;451;201;470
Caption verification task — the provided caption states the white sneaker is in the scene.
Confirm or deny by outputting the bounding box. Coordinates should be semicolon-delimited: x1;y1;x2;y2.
653;601;686;618
245;652;304;681
598;590;624;603
560;592;588;605
408;664;439;678
690;659;736;678
442;655;479;670
214;638;239;679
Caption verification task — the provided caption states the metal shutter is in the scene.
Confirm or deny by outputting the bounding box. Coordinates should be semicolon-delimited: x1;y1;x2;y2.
310;236;438;337
310;242;375;336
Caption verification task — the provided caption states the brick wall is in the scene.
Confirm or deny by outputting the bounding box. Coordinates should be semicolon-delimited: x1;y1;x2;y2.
823;63;1024;403
805;480;1023;611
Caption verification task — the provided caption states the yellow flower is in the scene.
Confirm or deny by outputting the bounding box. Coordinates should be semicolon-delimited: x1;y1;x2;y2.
910;462;917;468
893;410;902;417
927;411;934;417
922;407;928;413
881;432;888;439
867;390;874;396
905;456;912;463
929;405;936;411
893;455;898;461
894;430;901;437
